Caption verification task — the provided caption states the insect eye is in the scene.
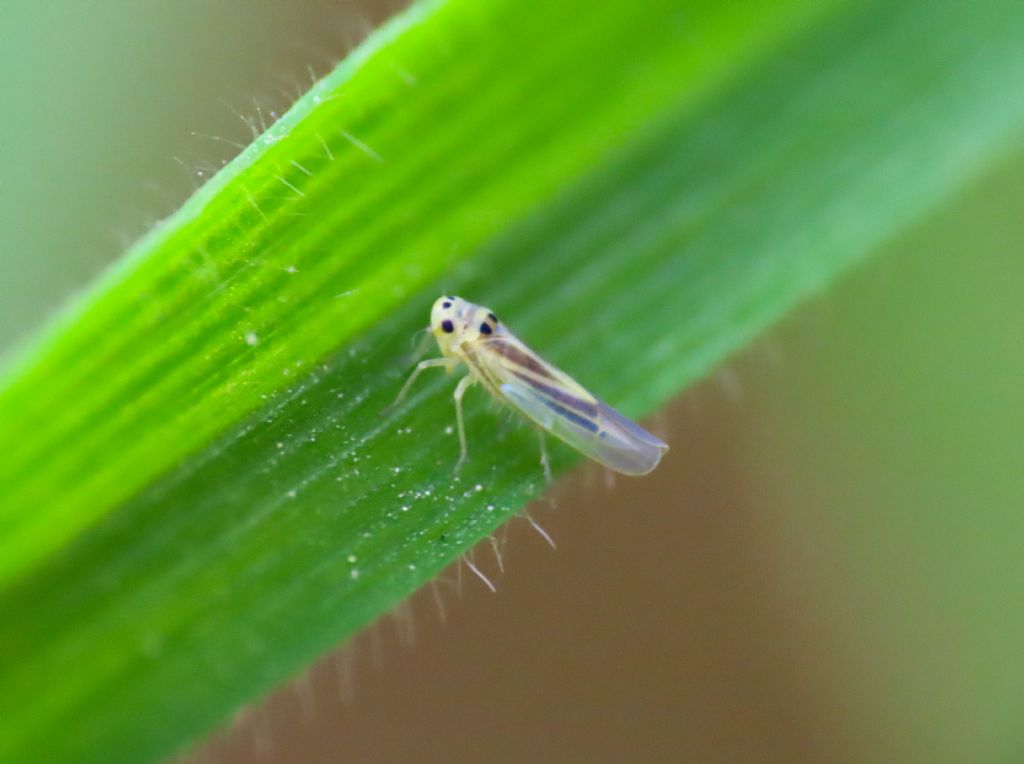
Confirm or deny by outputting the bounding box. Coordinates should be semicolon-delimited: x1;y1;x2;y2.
442;301;451;308
441;319;454;333
479;322;493;335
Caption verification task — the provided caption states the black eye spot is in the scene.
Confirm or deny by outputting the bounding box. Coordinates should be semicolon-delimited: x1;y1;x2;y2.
479;322;492;335
441;319;454;333
488;312;498;322
442;301;451;308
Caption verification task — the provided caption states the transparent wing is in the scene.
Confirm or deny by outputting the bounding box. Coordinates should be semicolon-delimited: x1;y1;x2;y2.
476;333;668;475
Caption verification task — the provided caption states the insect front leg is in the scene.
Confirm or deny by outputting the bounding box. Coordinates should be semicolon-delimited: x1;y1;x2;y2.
389;357;456;411
452;374;475;473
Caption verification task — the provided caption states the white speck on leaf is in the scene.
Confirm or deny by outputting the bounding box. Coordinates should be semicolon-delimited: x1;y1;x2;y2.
244;332;259;346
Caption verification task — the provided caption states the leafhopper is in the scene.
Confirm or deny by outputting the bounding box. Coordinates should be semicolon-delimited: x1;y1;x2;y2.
393;296;668;477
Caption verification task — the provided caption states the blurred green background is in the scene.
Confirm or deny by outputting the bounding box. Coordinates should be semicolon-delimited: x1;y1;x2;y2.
2;2;1022;763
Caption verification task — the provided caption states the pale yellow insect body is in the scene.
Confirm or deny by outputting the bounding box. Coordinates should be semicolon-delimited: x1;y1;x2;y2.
394;296;668;476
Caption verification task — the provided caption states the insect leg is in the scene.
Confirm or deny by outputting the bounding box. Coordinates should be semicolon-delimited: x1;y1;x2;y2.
389;357;455;411
537;430;552;483
452;374;475;473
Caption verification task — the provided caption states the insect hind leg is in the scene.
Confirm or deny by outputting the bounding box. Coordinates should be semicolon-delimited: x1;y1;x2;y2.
537;430;552;483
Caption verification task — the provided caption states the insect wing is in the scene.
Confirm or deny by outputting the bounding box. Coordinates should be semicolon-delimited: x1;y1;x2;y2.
480;334;668;475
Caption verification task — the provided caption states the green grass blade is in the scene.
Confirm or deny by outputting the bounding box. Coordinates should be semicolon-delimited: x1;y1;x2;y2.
2;0;1024;762
0;0;819;586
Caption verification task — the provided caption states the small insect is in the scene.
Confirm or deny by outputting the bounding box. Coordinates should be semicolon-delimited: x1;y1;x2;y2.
392;296;668;477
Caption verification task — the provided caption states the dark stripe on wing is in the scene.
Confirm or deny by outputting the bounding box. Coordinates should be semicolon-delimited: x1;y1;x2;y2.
541;398;600;433
510;369;598;417
486;339;556;380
